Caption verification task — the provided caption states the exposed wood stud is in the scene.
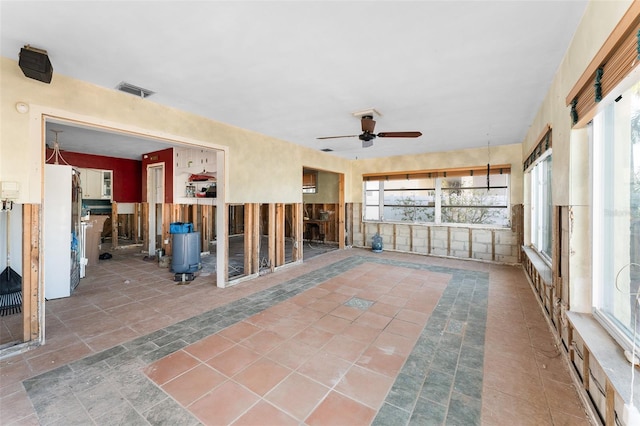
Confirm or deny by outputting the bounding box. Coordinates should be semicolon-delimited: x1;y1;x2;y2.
338;174;346;249
141;203;149;251
244;204;253;275
345;203;353;246
221;203;229;282
583;347;590;392
22;204;40;342
268;204;276;272
491;229;496;261
133;203;140;244
292;203;303;262
605;378;615;425
275;203;285;266
253;204;261;272
393;224;397;250
568;326;574;365
409;225;414;252
162;204;170;254
111;202;119;248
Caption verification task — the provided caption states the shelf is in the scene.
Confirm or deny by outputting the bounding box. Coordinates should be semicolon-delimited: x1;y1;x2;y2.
185;180;216;198
174;196;217;206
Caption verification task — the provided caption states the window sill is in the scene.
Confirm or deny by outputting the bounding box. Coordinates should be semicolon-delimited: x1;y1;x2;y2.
566;311;640;408
522;245;552;285
361;219;510;230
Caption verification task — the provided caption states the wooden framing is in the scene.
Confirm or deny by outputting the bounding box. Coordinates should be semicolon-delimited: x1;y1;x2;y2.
275;203;285;267
345;203;353;246
22;204;39;342
141;203;149;250
268;204;276;272
338;174;345;249
244;203;260;275
291;203;303;262
111;202;119;248
161;203;170;254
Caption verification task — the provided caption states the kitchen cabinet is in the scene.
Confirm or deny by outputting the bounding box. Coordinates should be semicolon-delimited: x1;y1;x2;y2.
79;168;112;200
174;147;194;170
174;147;216;173
196;149;215;170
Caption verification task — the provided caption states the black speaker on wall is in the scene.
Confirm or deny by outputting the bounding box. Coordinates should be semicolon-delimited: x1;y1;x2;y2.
19;45;53;84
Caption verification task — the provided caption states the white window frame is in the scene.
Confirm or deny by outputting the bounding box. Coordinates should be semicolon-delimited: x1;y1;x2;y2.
591;67;640;354
529;150;553;263
362;172;511;227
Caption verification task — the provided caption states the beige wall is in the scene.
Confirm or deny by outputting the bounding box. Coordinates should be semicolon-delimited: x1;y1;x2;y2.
0;56;351;205
2;53;528;209
521;0;632;206
519;0;632;313
303;169;340;204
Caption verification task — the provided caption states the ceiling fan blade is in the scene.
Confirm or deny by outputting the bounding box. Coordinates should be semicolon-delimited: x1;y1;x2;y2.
361;116;376;133
316;134;359;140
377;131;422;138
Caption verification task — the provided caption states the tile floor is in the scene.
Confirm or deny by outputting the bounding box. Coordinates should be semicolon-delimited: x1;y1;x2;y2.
0;247;590;425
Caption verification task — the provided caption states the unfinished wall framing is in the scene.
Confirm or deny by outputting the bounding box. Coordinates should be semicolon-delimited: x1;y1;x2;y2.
522;205;637;425
349;202;523;264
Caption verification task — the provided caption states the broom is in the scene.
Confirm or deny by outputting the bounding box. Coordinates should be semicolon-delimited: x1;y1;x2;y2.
0;207;22;316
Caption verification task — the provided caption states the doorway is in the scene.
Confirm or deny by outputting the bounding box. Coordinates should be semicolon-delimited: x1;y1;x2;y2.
302;168;344;259
147;164;164;255
0;114;230;357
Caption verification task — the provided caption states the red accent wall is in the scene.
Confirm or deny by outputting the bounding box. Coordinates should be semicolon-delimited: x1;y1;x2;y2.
141;148;174;203
45;149;142;202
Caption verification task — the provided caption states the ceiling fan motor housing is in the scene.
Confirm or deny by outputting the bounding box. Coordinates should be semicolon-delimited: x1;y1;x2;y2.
359;132;376;142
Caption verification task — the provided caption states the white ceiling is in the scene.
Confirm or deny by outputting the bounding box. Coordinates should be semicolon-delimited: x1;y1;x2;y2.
1;1;588;160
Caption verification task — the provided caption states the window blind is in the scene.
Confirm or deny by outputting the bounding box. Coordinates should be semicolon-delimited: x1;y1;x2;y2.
524;125;552;171
566;3;640;127
363;164;511;182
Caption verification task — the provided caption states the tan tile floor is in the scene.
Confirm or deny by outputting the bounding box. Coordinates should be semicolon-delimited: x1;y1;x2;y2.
0;247;590;425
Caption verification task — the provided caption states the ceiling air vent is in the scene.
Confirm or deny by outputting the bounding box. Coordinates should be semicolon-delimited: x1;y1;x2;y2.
321;148;333;152
116;81;155;98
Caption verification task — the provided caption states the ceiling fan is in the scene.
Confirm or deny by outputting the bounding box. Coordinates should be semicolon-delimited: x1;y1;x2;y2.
317;115;422;148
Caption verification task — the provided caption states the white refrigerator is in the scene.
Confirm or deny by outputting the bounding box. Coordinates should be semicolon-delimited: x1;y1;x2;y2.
44;164;72;299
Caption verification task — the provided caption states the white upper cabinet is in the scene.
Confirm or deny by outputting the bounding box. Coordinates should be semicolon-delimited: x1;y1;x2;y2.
175;147;216;173
78;168;112;200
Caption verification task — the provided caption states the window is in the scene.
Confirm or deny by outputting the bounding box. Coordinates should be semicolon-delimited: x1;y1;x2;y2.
364;180;381;220
363;168;510;227
383;178;435;222
592;75;640;352
530;153;552;260
440;174;509;225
